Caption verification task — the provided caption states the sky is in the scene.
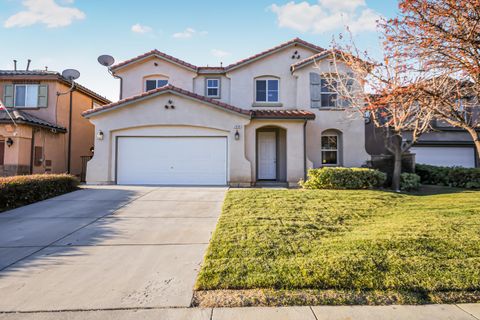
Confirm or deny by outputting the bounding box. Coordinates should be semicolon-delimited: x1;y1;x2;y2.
0;0;400;101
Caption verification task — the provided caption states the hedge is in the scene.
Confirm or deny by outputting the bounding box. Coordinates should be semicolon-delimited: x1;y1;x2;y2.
416;164;480;189
300;167;387;189
400;172;421;191
0;174;79;212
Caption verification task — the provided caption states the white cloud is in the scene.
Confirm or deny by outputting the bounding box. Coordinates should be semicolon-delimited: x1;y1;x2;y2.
4;0;85;28
131;23;152;34
269;0;381;34
211;49;230;59
172;27;207;39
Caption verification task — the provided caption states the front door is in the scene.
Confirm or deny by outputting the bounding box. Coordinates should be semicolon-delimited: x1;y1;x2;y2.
257;131;277;180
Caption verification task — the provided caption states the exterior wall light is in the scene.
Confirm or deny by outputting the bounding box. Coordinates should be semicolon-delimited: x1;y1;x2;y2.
96;130;104;140
6;137;14;147
234;130;240;141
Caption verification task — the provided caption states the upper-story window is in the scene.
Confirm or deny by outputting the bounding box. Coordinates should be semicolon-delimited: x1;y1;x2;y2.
15;84;39;108
206;78;220;98
6;84;48;108
145;79;169;92
310;73;346;108
255;78;279;103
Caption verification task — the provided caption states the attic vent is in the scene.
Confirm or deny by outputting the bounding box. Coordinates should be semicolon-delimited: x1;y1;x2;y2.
291;50;301;60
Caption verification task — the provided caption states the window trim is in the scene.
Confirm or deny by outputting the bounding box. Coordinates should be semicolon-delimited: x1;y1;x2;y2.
14;84;39;108
205;77;221;98
255;78;280;103
321;134;339;166
144;78;169;92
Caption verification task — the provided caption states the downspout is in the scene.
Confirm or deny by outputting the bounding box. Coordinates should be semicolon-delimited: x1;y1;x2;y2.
303;120;307;181
29;128;35;174
111;70;123;100
67;87;75;174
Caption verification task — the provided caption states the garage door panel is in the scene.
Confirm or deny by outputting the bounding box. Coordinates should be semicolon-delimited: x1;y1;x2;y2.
411;146;475;168
117;137;227;185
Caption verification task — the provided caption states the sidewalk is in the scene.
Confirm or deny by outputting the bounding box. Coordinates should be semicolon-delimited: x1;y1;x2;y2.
0;304;479;320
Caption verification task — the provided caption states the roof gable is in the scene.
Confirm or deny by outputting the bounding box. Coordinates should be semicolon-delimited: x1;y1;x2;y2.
82;85;250;118
109;38;325;75
111;50;197;72
225;38;325;72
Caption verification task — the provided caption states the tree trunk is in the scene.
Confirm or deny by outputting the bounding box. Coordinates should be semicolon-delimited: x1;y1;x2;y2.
392;150;402;192
390;135;403;192
465;126;480;161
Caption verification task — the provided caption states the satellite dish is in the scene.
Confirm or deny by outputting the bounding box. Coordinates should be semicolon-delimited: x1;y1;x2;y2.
62;69;80;81
97;55;115;67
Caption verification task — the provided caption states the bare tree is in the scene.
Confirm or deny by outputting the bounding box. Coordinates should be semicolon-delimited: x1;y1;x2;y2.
383;0;480;158
318;36;434;191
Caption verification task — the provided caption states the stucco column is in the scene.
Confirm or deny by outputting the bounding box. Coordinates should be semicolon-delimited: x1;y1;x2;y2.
286;124;305;186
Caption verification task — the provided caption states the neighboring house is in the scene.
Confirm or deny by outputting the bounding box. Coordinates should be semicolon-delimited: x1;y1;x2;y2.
365;120;480;168
0;69;110;179
84;38;369;186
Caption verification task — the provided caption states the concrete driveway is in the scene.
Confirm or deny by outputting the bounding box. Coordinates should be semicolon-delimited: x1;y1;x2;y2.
0;186;225;312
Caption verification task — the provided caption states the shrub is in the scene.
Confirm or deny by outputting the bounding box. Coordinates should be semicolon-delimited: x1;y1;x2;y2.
300;167;387;189
0;174;79;212
416;164;480;189
400;173;421;191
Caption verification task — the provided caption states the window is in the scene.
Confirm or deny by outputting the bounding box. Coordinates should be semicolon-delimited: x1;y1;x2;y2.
255;79;279;103
14;84;39;108
206;78;220;98
320;78;337;108
321;134;338;165
145;79;169;91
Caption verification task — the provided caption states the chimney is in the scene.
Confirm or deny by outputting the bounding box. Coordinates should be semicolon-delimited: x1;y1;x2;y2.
13;60;17;71
26;59;31;71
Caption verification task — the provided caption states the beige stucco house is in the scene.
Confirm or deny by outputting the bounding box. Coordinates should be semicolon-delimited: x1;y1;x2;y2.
84;38;369;186
0;70;110;179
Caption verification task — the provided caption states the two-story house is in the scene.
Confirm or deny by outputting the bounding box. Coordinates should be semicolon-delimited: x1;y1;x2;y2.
0;69;110;179
83;38;369;186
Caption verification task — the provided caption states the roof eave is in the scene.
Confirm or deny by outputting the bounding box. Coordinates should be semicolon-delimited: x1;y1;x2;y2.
83;89;251;119
111;54;197;73
0;119;67;132
252;115;316;120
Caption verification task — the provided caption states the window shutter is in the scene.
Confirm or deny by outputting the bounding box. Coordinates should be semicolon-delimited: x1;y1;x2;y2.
3;84;14;107
310;73;321;108
37;84;48;107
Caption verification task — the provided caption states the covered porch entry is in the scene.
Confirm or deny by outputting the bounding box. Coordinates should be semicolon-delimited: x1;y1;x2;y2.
245;110;316;187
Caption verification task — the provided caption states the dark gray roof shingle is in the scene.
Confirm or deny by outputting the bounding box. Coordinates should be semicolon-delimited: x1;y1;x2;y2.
0;110;67;132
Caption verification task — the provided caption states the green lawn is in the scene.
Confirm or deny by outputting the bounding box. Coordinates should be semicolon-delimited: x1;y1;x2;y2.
195;187;480;306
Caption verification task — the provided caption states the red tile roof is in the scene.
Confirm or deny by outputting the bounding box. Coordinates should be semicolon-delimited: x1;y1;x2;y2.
82;84;250;117
82;85;315;120
110;38;326;74
252;109;315;120
111;49;197;72
290;51;332;71
225;38;325;71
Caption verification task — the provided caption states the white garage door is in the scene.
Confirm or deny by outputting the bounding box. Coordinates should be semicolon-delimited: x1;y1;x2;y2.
411;146;475;168
117;137;227;185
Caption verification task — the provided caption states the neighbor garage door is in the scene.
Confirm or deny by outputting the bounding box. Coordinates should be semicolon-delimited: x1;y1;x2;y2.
411;146;476;168
116;137;227;185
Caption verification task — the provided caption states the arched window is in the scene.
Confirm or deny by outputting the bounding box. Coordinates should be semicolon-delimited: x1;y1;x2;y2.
321;129;343;166
144;75;169;92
